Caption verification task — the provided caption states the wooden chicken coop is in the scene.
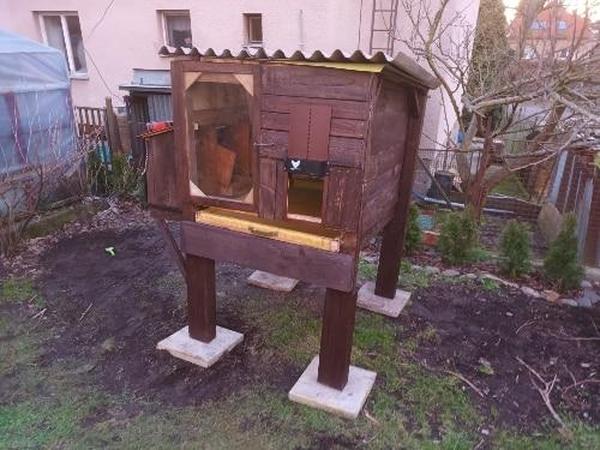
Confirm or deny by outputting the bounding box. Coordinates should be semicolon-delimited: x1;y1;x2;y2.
152;49;438;417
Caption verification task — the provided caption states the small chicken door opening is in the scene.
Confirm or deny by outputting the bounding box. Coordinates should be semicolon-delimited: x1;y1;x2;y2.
287;174;324;223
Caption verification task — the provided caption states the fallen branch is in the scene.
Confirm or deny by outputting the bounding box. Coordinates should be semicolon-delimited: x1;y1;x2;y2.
551;333;600;342
516;357;572;439
444;369;486;398
79;302;93;322
515;320;536;335
563;379;600;396
29;308;46;321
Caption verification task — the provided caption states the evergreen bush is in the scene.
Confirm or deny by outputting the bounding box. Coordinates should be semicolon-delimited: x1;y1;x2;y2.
543;214;584;292
404;203;421;256
499;220;531;278
437;208;479;265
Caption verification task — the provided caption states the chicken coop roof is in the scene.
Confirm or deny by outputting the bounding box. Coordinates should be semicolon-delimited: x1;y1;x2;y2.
158;46;440;90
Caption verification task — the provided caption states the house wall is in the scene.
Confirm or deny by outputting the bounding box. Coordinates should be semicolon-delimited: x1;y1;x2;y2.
0;0;480;149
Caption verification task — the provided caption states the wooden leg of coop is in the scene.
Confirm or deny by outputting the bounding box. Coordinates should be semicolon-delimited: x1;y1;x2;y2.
186;254;217;342
317;288;357;390
374;221;405;299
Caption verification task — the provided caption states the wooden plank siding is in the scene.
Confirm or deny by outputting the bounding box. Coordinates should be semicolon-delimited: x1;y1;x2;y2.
359;81;411;242
258;129;365;168
181;221;356;291
261;111;366;139
262;94;369;120
262;65;373;101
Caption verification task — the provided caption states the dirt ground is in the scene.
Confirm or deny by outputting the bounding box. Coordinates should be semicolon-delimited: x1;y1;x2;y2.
1;204;600;449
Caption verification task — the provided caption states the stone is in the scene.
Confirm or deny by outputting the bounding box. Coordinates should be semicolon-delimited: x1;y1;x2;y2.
423;265;440;275
481;273;519;289
442;269;461;277
581;280;593;289
521;286;542;298
464;273;478;280
156;326;243;368
247;270;299;292
577;292;595;306
288;356;376;419
357;282;411;318
537;202;562;242
559;298;579;307
542;289;561;303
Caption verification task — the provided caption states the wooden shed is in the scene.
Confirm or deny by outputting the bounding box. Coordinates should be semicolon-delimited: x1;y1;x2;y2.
151;48;438;416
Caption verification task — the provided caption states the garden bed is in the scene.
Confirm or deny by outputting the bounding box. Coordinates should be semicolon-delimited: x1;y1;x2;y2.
1;203;599;448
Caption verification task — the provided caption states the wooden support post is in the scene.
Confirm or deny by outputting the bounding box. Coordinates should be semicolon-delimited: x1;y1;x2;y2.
105;97;122;154
375;90;427;299
186;254;216;342
317;288;357;390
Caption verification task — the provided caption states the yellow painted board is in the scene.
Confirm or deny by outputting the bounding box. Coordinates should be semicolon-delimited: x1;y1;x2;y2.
275;61;385;73
195;207;341;252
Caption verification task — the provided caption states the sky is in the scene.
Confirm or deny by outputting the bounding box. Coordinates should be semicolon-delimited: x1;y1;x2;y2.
503;0;600;22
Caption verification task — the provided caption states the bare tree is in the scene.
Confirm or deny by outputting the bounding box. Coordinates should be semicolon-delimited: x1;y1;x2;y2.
398;0;600;218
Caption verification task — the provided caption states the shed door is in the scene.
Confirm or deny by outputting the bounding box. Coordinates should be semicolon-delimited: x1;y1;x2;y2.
288;104;332;161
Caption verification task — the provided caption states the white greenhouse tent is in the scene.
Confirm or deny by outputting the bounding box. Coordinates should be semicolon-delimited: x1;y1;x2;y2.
0;29;77;216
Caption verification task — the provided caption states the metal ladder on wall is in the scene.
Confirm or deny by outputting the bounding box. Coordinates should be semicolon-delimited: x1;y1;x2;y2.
368;0;399;55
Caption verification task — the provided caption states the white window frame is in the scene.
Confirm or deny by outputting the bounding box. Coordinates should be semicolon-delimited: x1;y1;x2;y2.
160;10;192;47
244;13;263;47
38;11;87;78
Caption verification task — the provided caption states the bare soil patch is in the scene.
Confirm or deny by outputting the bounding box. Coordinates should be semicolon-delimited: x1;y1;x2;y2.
407;281;600;432
33;220;600;438
38;226;297;408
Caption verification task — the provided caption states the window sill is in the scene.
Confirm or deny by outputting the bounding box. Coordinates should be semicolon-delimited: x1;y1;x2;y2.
69;73;90;80
244;43;264;49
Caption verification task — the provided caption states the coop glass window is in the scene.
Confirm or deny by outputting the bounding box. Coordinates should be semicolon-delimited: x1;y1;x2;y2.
39;12;87;76
185;72;254;204
244;14;263;45
162;11;192;48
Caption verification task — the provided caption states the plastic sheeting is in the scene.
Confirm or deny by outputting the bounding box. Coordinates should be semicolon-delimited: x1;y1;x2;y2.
0;29;76;175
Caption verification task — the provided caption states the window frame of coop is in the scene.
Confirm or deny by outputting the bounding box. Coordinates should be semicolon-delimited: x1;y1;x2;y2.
152;52;438;417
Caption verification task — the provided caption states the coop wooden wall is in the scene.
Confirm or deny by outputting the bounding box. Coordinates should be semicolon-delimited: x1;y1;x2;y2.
257;64;375;233
360;80;411;241
146;131;180;211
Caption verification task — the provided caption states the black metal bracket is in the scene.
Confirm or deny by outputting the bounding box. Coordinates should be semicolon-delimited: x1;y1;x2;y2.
284;158;329;178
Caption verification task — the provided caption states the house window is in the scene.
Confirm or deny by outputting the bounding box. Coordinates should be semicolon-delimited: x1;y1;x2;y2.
523;45;537;59
530;20;547;30
39;12;87;75
556;20;569;31
161;11;192;48
244;14;263;46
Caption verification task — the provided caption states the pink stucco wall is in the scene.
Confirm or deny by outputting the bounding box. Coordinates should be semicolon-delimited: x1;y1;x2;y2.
0;0;480;148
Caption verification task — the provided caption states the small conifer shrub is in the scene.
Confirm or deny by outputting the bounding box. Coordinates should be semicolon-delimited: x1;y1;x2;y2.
437;207;479;265
543;213;584;292
499;220;531;278
404;204;421;256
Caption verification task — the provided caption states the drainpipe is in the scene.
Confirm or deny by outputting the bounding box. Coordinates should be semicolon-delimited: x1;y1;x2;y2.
298;9;305;51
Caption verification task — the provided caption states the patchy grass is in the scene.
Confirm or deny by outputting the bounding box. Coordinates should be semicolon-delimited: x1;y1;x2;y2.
2;269;598;449
358;258;378;281
1;278;41;305
358;258;433;290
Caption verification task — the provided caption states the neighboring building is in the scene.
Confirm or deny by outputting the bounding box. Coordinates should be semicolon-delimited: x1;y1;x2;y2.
508;2;595;60
542;139;600;268
0;0;481;149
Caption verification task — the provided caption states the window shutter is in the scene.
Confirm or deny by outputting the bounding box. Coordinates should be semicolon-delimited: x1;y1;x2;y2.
288;104;332;161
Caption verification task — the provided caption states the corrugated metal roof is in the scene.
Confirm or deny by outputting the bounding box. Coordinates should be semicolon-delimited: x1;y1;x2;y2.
157;46;440;90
